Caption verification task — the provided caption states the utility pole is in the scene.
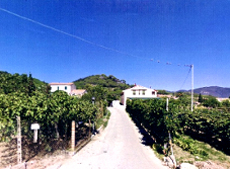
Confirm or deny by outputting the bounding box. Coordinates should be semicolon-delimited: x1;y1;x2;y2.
17;116;22;164
191;65;194;112
184;64;194;112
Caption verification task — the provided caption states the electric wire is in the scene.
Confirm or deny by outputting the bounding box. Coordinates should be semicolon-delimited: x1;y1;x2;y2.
0;7;193;91
0;7;143;59
179;66;192;90
0;7;192;67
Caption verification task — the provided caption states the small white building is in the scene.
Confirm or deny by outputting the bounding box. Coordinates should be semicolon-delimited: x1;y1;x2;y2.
121;85;158;106
71;89;87;97
49;82;76;95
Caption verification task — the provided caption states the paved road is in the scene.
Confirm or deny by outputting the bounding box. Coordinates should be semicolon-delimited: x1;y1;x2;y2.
60;105;168;169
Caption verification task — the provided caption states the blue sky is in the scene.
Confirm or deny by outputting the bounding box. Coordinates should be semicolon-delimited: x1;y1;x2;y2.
0;0;230;91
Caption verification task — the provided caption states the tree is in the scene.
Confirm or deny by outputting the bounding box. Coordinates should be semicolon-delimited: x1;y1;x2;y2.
158;90;170;95
203;96;220;108
28;73;36;96
222;99;230;107
198;93;204;103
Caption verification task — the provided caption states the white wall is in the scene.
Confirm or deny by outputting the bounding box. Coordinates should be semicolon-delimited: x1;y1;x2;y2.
121;86;157;105
50;84;75;94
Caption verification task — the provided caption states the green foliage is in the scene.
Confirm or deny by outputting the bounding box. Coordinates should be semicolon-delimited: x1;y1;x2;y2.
74;74;131;106
198;93;204;103
0;72;111;143
174;135;209;160
126;98;179;143
0;72;49;96
82;85;107;102
221;99;230;107
74;74;130;89
0;90;99;142
157;90;170;95
126;98;230;155
203;96;220;108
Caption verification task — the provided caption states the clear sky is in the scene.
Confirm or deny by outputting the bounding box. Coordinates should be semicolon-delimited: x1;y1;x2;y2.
0;0;230;91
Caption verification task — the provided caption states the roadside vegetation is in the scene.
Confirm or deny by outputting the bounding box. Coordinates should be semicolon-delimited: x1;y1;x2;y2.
2;71;230;168
0;72;111;167
126;94;230;168
95;109;111;129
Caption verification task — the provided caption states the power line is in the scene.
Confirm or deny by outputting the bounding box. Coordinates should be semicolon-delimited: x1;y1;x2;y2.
1;7;194;93
0;7;194;68
0;7;143;60
179;66;192;90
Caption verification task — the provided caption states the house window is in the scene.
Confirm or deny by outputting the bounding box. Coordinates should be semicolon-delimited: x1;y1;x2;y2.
142;90;145;95
65;86;67;90
133;90;136;95
152;91;155;95
57;86;59;90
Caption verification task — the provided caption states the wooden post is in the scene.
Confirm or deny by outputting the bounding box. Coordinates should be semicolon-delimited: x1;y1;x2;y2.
17;116;22;164
89;119;91;137
71;121;75;151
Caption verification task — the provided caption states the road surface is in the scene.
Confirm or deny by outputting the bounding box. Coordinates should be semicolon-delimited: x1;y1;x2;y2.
60;104;168;169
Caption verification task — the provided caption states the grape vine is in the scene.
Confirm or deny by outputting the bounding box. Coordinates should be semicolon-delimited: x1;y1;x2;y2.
126;98;230;155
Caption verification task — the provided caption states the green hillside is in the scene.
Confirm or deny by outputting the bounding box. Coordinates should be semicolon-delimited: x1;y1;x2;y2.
73;74;132;104
0;71;49;95
74;74;130;89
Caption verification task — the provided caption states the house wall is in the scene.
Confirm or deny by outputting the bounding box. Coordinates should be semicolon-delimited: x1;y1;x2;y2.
50;84;75;94
121;94;125;105
70;84;76;92
121;87;157;106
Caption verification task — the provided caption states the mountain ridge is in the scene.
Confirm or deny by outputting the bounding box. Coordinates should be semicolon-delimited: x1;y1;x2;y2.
179;86;230;98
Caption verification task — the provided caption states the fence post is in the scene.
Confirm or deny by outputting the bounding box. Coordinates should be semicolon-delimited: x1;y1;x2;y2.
71;121;75;152
17;116;22;164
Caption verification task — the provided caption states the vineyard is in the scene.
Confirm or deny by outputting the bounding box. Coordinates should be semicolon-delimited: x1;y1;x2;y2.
126;98;230;159
0;72;107;167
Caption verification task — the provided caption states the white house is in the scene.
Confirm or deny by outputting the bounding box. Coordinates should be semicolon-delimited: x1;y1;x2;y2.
49;82;76;95
120;85;158;106
71;89;87;97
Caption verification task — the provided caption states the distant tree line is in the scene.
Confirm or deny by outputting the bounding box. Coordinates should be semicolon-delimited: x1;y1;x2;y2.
0;71;50;96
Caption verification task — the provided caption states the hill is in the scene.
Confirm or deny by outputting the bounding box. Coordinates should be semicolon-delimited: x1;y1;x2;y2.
73;74;132;103
178;86;230;98
74;74;131;90
193;86;230;98
0;71;49;95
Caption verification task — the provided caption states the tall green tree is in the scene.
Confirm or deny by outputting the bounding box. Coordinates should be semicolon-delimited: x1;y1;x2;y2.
222;99;230;107
28;73;36;96
203;96;220;108
198;93;204;103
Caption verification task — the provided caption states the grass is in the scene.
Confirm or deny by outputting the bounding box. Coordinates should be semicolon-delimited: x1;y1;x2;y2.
152;134;230;168
95;109;111;129
103;110;111;127
174;135;230;163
